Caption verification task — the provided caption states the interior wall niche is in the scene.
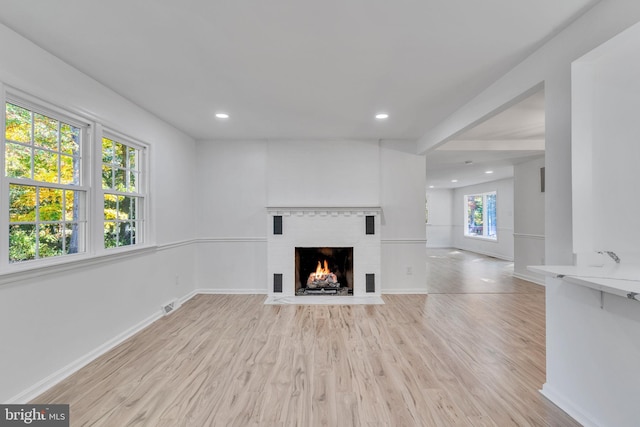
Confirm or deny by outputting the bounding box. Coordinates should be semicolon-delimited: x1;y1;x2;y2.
295;247;353;295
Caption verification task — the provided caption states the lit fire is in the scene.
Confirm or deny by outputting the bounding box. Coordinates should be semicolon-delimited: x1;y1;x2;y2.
307;259;338;287
312;260;331;280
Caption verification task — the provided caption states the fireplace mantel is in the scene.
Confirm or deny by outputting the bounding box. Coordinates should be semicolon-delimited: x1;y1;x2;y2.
267;206;382;216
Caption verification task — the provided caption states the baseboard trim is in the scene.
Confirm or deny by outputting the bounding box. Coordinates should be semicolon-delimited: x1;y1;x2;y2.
178;289;199;305
7;309;164;404
540;383;601;427
513;272;546;286
453;247;513;262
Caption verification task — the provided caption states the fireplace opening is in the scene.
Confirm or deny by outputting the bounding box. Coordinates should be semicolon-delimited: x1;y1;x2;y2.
295;247;353;295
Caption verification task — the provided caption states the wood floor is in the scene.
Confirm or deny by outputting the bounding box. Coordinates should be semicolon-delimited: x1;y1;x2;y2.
34;249;580;426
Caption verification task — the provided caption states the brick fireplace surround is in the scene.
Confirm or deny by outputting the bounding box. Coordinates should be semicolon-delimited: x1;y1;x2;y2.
265;206;383;304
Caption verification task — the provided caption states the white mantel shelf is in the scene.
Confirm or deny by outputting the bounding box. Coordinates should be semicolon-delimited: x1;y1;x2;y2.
267;206;382;216
528;265;640;302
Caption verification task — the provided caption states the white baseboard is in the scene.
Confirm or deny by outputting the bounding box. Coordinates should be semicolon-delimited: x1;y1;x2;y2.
513;272;546;286
7;309;164;404
540;383;601;427
7;289;204;405
178;289;198;305
452;247;513;262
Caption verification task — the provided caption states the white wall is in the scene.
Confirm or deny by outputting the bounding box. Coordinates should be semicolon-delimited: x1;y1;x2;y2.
379;140;427;293
418;3;640;426
194;140;267;293
452;178;514;261
573;21;640;263
267;139;380;206
426;189;454;248
0;23;197;403
194;139;427;294
513;157;546;284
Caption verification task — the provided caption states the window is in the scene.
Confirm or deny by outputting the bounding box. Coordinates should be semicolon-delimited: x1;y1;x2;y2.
5;101;87;262
2;91;149;268
102;136;145;249
464;191;497;240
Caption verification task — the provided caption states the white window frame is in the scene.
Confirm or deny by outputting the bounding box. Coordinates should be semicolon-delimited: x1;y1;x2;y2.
464;191;497;241
1;85;152;276
2;89;91;267
96;128;148;251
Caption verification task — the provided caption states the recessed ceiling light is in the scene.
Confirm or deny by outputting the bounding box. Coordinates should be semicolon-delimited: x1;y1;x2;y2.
451;179;458;183
485;170;494;174
215;113;229;119
429;185;434;189
465;160;473;165
375;113;389;119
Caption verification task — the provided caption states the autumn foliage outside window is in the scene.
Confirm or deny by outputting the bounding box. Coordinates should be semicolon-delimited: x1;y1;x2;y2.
5;102;85;262
102;136;143;249
4;96;148;265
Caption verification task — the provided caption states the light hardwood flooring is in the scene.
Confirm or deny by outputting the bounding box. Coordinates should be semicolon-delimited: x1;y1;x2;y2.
34;249;579;426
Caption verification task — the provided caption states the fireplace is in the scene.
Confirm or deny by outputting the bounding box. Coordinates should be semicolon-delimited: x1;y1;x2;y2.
295;247;353;295
266;206;381;297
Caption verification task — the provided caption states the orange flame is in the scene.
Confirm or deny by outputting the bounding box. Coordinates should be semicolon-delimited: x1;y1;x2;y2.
313;260;330;279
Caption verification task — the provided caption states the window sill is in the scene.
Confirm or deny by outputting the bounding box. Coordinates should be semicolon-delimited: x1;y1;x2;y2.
0;245;158;287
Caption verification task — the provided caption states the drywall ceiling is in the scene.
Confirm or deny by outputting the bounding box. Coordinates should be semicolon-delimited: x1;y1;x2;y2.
0;0;596;141
426;90;545;188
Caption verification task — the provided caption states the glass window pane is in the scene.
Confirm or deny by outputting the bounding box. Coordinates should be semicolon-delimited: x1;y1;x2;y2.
34;149;59;183
104;221;117;248
117;222;134;247
102;137;113;163
39;224;63;258
64;190;83;222
34;113;58;150
60;123;80;155
60;155;80;185
102;165;113;189
104;194;118;219
118;196;130;220
5;103;32;143
9;224;36;262
114;142;126;167
114;168;126;191
128;146;137;170
39;187;63;221
129;171;138;192
467;195;483;236
9;184;36;222
64;223;83;254
6;142;31;179
486;193;497;238
129;197;137;220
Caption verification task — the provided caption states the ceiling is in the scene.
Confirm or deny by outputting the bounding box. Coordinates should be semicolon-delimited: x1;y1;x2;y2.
0;0;596;143
426;90;545;189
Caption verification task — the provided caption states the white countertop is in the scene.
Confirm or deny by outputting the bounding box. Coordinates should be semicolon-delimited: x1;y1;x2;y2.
528;264;640;299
